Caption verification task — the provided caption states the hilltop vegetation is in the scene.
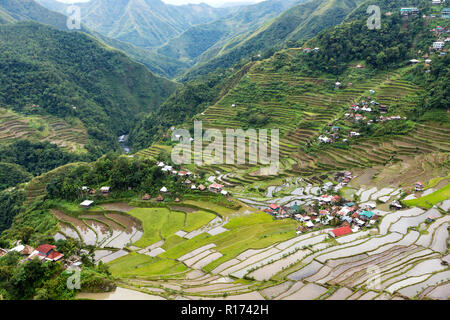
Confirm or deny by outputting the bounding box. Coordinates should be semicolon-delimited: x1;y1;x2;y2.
182;0;366;81
36;0;232;49
0;22;176;156
157;0;301;64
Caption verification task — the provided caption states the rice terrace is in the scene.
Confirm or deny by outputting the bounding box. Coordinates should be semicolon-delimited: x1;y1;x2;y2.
0;0;448;305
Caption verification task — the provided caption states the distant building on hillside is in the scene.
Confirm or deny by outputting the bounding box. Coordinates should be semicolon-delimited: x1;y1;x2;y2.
442;8;450;18
415;182;425;192
209;183;224;193
400;8;419;16
100;186;110;194
28;244;64;262
80;200;94;208
433;41;445;50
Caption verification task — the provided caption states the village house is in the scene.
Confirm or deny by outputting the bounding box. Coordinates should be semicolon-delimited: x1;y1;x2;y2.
442;8;450;18
156;195;164;202
28;244;64;262
8;244;35;257
142;194;151;201
160;186;168;193
0;248;7;257
390;200;403;210
319;135;331;144
400;8;419;16
433;41;446;50
329;226;353;238
208;183;224;193
80;200;94;208
432;0;442;5
198;184;206;191
379;105;388;113
100;186;110;194
415;182;425;192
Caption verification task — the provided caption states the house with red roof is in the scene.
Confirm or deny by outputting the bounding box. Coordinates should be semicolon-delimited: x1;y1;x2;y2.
269;204;281;212
329;226;353;238
209;183;224;193
28;244;64;262
415;182;425;192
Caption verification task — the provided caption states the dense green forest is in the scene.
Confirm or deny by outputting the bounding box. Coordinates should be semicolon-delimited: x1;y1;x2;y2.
45;153;195;201
129;62;255;150
0;0;190;78
0;140;90;177
0;189;25;233
0;238;114;300
0;22;176;155
0;163;32;191
181;0;365;81
295;13;433;75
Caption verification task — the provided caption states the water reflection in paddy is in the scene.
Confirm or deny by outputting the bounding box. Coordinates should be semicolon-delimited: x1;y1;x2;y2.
77;287;165;300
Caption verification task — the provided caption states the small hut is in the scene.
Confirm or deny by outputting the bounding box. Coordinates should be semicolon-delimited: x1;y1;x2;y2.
156;195;164;202
142;194;151;201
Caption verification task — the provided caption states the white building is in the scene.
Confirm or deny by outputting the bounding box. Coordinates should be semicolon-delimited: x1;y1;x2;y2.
433;41;445;50
80;200;94;208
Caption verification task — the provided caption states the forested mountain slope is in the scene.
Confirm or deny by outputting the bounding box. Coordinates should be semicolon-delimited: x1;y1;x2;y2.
0;22;176;156
0;0;189;78
36;0;233;48
182;0;366;81
156;0;302;64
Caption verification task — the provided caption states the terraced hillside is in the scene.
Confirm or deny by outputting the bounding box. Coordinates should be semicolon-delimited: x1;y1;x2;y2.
22;162;86;206
101;199;449;300
290;123;450;178
0;108;88;153
141;50;447;188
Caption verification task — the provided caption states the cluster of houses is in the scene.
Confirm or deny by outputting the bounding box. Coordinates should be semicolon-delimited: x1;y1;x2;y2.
400;7;420;16
302;47;320;53
0;243;64;263
262;172;380;236
265;191;380;236
401;5;450;18
79;186;111;208
317;96;405;145
141;162;229;202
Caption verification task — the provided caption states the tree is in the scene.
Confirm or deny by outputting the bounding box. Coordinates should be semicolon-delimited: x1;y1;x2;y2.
19;227;34;245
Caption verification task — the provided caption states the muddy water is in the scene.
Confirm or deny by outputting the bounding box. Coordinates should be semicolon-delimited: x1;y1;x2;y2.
427;283;450;300
58;223;80;241
283;283;327;300
431;223;449;253
77;287;165;300
53;210;97;245
105;213;143;248
101;202;135;212
170;206;198;213
398;270;450;297
83;219;111;245
327;287;353;300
